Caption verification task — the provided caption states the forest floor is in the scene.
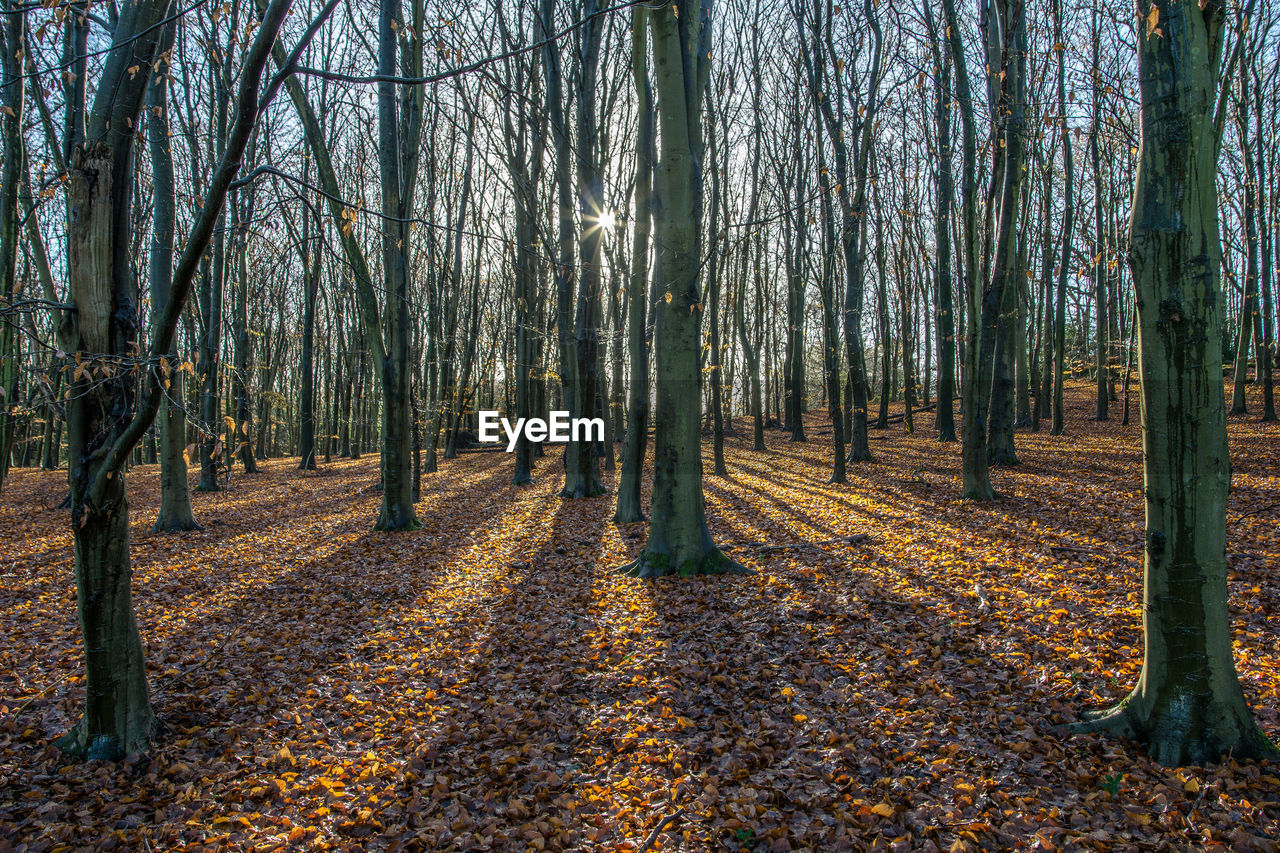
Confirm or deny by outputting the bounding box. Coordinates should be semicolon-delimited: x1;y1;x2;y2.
2;385;1279;852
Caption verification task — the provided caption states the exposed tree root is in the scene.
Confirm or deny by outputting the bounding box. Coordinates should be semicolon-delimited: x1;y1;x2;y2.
621;548;751;579
1065;697;1280;766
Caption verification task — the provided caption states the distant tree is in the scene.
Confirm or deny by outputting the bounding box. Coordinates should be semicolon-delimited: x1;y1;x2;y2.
148;23;202;532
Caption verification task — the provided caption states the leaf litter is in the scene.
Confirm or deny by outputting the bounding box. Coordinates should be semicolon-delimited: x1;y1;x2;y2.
1;387;1278;851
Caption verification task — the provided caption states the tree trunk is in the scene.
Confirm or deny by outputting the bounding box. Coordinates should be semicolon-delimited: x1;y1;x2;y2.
961;0;1024;498
616;6;655;522
374;0;420;530
1090;3;1109;422
298;226;319;469
625;0;742;579
1253;63;1276;422
934;37;958;443
816;132;846;483
148;31;200;532
1070;0;1277;765
1051;0;1073;437
1231;67;1259;416
706;75;728;475
231;199;258;474
0;1;24;488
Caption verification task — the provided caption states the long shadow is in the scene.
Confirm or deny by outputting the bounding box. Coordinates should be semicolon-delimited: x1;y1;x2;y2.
704;477;845;547
2;451;546;844
362;492;619;848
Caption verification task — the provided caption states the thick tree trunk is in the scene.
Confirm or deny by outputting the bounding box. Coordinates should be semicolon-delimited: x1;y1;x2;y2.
59;472;154;759
962;0;1024;498
1070;0;1277;765
61;88;163;758
625;0;742;579
57;0;293;757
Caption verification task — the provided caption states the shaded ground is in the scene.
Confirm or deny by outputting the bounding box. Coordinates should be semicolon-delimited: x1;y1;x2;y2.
1;384;1278;851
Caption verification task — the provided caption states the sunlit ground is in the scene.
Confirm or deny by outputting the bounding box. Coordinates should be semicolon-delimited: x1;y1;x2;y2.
1;384;1277;851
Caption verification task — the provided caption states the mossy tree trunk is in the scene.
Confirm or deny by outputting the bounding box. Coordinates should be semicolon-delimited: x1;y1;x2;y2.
1070;0;1277;766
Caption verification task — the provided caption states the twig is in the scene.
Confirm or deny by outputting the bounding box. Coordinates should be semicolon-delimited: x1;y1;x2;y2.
637;807;686;853
1232;502;1279;526
6;670;72;722
151;625;244;704
725;534;870;554
1049;545;1104;557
